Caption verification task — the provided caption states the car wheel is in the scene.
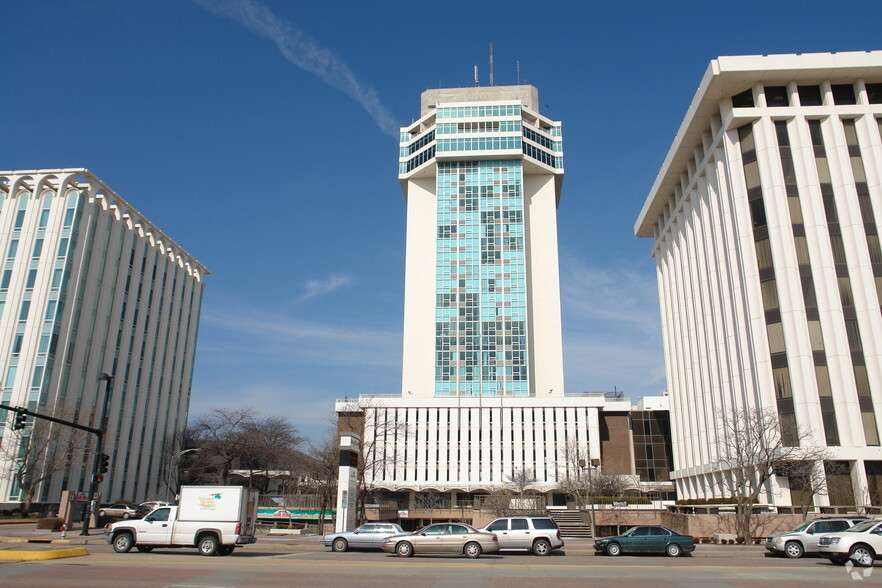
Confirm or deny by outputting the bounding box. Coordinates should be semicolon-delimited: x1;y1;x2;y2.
198;535;219;556
665;543;682;557
122;512;131;520
217;545;235;556
464;542;482;558
784;541;804;559
98;510;107;517
332;538;348;553
533;538;552;556
396;541;414;558
112;533;134;553
136;545;153;553
606;542;622;556
849;544;876;567
828;555;849;565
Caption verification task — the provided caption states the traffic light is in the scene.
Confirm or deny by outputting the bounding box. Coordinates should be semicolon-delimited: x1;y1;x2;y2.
12;411;26;431
98;453;110;474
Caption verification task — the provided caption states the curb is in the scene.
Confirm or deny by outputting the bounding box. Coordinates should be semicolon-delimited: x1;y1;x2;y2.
0;547;89;561
0;537;72;544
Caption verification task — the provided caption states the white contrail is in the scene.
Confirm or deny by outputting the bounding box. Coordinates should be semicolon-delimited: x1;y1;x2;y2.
192;0;400;137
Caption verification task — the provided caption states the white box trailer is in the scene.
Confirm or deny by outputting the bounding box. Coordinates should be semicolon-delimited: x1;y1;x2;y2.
107;486;259;556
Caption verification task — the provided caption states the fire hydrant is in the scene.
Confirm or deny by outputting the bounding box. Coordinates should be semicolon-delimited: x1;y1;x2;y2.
60;523;67;539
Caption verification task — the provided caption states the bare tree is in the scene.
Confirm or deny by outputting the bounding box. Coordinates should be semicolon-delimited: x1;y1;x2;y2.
415;491;445;523
482;489;515;517
337;398;411;525
507;467;537;496
237;415;305;493
0;411;89;512
307;431;339;533
190;407;257;484
716;407;829;543
189;408;304;489
777;459;844;519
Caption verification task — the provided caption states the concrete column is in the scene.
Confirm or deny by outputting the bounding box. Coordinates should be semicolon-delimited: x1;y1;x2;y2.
335;433;361;533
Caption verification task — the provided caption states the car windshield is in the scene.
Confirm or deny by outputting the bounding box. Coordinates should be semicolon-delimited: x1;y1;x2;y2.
623;526;638;536
845;520;880;533
790;521;812;532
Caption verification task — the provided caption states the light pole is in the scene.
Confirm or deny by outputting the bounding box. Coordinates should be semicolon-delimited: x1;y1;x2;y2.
81;372;113;536
166;448;201;501
581;457;601;539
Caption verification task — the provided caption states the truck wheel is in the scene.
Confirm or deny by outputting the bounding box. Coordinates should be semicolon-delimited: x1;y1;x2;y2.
136;545;153;553
113;533;134;553
198;535;219;556
217;545;235;556
332;538;348;552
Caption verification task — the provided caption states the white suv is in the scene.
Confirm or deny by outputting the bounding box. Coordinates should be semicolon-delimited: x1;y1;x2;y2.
818;518;882;567
481;516;564;556
764;517;866;558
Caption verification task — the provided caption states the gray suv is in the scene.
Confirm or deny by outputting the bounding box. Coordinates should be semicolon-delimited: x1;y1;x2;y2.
765;517;866;558
481;516;565;556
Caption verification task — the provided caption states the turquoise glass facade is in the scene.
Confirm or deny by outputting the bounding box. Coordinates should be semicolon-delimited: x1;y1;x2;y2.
399;98;563;398
434;160;528;397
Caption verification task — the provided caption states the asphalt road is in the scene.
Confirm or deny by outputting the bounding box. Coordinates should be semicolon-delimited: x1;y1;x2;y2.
0;535;879;587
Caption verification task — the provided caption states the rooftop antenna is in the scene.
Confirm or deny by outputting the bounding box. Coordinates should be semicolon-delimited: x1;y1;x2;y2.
489;42;494;86
517;60;520;85
474;65;479;87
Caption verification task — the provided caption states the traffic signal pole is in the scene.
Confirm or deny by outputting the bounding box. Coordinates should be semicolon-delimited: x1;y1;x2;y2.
0;372;115;535
80;373;113;536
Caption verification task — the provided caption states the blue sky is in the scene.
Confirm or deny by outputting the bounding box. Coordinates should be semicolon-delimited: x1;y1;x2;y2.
2;0;879;441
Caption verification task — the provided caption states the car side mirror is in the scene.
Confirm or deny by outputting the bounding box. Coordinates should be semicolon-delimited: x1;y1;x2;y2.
420;532;426;536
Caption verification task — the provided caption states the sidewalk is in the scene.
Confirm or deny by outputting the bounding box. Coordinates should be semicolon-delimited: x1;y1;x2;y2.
0;522;110;545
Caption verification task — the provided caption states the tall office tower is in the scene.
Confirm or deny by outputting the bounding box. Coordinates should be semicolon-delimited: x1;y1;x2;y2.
0;169;207;507
333;87;673;529
398;86;565;398
636;52;882;507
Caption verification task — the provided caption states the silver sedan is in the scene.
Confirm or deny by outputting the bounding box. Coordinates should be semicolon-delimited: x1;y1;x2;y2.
323;523;406;552
382;522;500;558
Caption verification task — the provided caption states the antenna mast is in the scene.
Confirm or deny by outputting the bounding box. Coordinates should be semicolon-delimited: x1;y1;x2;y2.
517;60;520;85
474;65;479;87
489;43;494;86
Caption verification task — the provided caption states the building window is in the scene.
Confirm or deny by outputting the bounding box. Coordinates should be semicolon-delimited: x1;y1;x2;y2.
831;84;857;105
866;84;882;104
765;86;789;107
797;85;823;106
731;88;755;108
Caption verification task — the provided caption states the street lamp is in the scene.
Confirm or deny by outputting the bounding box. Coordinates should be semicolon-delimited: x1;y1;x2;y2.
166;447;201;500
581;457;601;539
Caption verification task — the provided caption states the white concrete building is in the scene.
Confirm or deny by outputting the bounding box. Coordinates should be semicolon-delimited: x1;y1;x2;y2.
336;86;672;520
635;52;882;507
0;169;207;506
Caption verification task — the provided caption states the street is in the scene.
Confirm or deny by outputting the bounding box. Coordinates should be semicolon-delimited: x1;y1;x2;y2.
0;532;878;587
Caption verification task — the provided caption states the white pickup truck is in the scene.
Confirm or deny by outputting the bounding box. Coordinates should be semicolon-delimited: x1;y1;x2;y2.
106;485;258;556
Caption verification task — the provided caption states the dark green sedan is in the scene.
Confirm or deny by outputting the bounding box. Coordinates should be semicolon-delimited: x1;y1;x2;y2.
594;525;695;557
